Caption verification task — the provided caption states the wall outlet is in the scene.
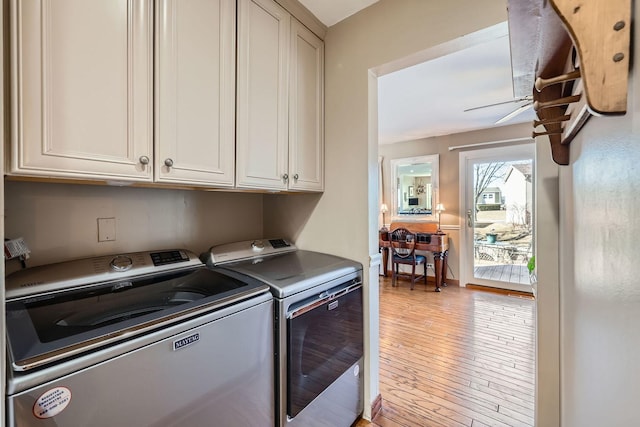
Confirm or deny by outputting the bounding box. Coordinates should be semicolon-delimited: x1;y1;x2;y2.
98;217;116;242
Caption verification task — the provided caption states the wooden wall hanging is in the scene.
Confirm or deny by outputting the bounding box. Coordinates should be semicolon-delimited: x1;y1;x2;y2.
508;0;631;165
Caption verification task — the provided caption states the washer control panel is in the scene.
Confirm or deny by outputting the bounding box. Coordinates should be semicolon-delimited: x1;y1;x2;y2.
150;250;190;266
6;249;202;300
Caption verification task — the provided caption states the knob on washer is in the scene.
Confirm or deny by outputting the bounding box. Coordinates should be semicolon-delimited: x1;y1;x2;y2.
251;240;265;251
110;255;133;271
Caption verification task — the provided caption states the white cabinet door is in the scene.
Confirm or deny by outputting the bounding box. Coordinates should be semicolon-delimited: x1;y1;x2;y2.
9;0;153;181
288;19;324;191
236;0;290;190
155;0;235;187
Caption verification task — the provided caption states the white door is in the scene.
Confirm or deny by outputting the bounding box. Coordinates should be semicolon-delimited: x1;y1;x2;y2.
155;0;236;187
9;0;153;181
460;144;535;293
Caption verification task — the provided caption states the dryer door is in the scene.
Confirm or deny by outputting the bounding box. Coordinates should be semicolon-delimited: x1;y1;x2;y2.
286;285;363;418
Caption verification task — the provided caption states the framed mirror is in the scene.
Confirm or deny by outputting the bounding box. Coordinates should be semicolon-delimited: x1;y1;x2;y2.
390;154;439;220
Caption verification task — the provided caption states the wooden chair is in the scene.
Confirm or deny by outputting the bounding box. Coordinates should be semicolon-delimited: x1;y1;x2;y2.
389;227;427;290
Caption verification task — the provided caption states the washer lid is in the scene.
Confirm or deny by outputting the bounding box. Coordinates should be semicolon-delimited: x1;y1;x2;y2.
217;250;363;298
6;265;269;372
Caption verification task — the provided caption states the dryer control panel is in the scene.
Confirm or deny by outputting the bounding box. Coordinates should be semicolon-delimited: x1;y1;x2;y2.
203;238;296;266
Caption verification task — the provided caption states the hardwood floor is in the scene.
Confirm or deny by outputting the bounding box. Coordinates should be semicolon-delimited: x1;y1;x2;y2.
357;276;535;427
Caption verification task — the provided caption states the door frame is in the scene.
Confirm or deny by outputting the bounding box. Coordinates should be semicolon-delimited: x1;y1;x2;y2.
459;143;535;290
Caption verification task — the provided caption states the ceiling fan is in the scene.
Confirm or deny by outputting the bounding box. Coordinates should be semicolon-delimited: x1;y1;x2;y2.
464;96;534;124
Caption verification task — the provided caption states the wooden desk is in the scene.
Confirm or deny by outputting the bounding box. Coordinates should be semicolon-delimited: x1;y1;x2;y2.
379;222;449;292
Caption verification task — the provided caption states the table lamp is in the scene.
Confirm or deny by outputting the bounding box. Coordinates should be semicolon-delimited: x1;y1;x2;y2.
436;203;445;233
380;203;389;231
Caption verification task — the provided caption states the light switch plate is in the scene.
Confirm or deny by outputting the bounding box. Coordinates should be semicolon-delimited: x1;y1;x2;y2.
98;217;116;242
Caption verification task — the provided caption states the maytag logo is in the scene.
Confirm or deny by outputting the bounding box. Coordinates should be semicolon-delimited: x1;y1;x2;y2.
173;333;200;351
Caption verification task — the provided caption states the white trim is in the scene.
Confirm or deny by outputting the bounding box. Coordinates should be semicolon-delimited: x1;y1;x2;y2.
440;224;460;231
389;154;439;221
458;144;535;291
369;252;382;267
448;137;533;151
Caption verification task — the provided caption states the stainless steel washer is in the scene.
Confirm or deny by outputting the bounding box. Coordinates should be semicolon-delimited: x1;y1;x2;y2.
203;239;364;427
5;249;274;427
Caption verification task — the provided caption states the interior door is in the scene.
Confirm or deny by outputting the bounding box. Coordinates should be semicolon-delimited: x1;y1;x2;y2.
460;144;535;293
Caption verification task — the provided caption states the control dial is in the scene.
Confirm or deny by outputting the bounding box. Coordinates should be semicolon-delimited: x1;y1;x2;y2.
251;240;265;252
110;255;133;271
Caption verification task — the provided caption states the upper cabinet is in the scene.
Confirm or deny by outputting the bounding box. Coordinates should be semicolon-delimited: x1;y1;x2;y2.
236;0;324;192
8;0;154;181
288;19;324;192
8;0;324;191
236;0;290;191
155;0;236;187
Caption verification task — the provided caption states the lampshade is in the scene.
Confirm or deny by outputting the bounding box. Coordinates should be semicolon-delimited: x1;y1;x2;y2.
380;203;389;213
436;203;445;212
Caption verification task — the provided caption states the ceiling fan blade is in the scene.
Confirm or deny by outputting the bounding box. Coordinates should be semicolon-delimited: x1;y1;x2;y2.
464;96;533;113
494;102;533;124
464;99;520;112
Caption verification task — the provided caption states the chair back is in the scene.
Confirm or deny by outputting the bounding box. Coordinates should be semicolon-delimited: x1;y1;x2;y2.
390;228;417;260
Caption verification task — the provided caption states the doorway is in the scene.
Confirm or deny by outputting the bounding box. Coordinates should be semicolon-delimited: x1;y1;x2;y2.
459;144;535;293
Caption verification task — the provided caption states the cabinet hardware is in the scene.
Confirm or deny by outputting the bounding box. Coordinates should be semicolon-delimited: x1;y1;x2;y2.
139;156;150;165
164;158;174;168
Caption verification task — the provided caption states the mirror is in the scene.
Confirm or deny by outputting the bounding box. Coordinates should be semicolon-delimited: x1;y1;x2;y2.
390;155;439;219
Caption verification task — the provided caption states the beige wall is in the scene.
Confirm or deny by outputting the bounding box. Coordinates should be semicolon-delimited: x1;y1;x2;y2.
265;0;509;418
379;123;532;281
5;181;264;272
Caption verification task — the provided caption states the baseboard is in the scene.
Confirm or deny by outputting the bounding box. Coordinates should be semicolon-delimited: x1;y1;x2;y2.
427;277;459;287
466;283;534;299
379;275;459;287
371;394;382;420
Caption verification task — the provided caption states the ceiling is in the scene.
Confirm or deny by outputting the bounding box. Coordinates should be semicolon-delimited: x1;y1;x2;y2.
300;1;533;145
377;34;535;144
298;0;380;27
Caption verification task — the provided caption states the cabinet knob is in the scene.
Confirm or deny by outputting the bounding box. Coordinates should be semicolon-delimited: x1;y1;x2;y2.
164;158;174;168
293;174;299;181
282;173;289;182
139;156;150;165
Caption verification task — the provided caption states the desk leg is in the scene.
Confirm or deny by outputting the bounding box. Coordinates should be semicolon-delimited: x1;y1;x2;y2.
442;250;448;285
381;247;389;277
433;251;447;292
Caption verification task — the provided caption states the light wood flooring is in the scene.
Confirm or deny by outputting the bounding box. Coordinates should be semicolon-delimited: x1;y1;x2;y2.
357;276;535;427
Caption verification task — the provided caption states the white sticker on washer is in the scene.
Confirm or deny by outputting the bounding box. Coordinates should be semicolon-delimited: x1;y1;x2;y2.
33;386;72;419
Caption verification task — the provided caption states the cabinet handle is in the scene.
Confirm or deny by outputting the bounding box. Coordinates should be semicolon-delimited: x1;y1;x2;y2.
282;173;289;183
139;156;150;165
164;158;174;168
293;174;299;181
